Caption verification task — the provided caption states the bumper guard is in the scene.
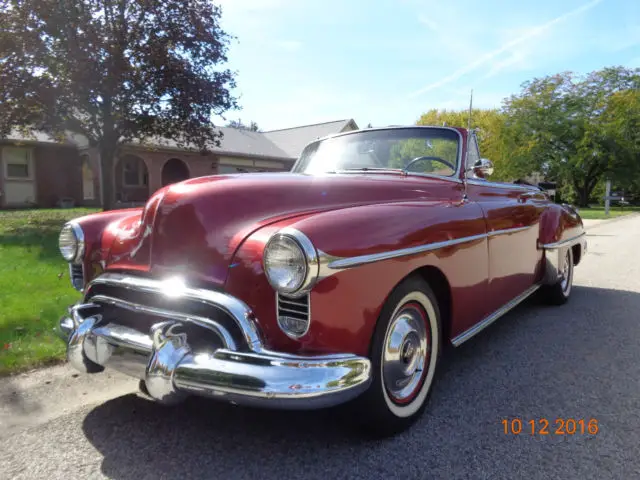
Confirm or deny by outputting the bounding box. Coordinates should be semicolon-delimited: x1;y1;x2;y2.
57;274;371;410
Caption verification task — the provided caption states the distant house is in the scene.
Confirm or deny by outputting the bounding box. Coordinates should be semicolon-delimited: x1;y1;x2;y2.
0;119;358;209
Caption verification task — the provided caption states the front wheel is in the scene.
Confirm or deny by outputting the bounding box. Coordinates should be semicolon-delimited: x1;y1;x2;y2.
541;247;574;305
351;276;442;437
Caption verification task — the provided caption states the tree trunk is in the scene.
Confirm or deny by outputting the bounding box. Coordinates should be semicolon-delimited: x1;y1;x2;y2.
573;176;599;208
99;144;117;211
576;187;590;208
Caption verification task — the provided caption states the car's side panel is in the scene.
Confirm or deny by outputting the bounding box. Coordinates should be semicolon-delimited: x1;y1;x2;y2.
465;181;546;313
225;195;491;356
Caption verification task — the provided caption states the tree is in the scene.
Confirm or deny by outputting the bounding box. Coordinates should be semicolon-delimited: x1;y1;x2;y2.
417;108;516;180
597;88;640;197
502;67;640;206
0;0;238;209
226;118;260;132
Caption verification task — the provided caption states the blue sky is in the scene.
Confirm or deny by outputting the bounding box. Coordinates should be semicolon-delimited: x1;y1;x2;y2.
214;0;640;131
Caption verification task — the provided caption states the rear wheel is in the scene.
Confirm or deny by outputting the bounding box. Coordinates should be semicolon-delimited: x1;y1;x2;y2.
541;248;574;305
352;276;442;437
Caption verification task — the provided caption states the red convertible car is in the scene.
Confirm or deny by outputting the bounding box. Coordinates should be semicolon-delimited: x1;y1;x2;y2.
57;126;586;436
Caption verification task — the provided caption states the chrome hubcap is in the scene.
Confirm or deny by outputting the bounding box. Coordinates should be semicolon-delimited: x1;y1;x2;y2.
383;303;429;403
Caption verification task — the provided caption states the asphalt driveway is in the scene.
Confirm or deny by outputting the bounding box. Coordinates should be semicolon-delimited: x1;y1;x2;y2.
1;214;639;480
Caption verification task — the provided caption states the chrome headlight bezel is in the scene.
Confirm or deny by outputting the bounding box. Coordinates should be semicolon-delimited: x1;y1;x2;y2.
263;228;319;297
58;222;85;263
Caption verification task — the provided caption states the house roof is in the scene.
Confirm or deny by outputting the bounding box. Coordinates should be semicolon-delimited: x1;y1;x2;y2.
131;126;294;161
4;130;79;146
262;119;358;157
2;119;358;161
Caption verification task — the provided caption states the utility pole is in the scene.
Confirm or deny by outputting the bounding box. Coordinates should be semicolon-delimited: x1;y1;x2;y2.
604;179;611;217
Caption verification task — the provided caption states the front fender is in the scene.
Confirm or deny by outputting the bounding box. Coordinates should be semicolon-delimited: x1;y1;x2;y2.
225;200;489;356
71;208;143;284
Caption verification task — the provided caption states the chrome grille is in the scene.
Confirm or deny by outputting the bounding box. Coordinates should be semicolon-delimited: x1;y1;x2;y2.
69;263;84;291
276;293;310;337
84;281;251;351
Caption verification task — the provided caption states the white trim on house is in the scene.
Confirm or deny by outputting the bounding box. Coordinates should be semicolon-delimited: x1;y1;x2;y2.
1;145;37;205
3;146;35;181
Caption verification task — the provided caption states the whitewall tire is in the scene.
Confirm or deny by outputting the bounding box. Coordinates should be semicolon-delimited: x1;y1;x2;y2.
542;247;574;305
352;275;442;437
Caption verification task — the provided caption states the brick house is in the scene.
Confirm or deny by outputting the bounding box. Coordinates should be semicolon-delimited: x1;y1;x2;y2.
0;119;358;209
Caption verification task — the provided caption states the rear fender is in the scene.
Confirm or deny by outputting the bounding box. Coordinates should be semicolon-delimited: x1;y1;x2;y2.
538;203;586;285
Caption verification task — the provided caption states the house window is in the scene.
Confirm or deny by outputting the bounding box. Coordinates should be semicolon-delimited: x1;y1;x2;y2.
3;147;32;180
122;156;148;186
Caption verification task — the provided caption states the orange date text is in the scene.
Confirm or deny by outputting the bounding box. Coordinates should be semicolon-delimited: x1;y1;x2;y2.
501;418;599;435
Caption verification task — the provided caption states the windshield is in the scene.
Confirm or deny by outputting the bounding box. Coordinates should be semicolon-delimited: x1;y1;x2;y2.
292;127;460;176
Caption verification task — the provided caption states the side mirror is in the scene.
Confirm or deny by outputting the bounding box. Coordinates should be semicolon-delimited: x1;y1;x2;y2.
470;158;494;179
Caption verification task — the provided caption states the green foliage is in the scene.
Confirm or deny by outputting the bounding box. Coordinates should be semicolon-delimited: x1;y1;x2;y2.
0;0;238;209
501;66;640;206
388;138;457;174
415;67;640;204
416;108;518;181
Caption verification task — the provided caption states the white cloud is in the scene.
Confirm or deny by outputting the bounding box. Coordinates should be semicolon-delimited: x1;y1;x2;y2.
480;49;529;80
408;0;605;98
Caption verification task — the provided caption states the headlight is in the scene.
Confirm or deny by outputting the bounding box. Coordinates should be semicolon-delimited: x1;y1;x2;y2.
58;222;85;262
263;229;318;296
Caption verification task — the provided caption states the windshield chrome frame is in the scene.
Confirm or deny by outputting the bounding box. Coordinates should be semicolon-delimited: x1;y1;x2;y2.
291;126;464;180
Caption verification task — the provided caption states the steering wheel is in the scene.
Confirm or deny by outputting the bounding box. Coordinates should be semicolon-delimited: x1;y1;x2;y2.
404;156;455;173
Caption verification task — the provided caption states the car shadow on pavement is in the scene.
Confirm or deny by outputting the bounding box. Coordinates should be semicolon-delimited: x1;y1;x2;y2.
82;285;640;480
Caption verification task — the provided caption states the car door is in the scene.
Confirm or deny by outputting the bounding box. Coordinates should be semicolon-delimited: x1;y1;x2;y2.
464;135;545;314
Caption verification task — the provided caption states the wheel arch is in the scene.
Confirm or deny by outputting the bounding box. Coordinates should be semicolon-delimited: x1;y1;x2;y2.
413;265;452;346
371;265;453;353
571;243;583;266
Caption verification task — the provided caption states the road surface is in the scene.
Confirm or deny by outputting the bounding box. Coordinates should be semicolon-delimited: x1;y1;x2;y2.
2;214;640;480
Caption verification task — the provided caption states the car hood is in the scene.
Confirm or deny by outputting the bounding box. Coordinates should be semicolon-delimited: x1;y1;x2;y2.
105;172;453;285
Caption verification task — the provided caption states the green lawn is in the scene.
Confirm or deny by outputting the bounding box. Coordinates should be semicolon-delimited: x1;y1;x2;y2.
577;206;640;220
0;208;100;375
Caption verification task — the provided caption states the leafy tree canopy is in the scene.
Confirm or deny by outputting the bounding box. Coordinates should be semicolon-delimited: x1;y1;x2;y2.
417;108;514;180
0;0;238;209
502;66;640;206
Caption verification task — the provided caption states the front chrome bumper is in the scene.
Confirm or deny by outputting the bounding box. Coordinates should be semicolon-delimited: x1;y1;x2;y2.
57;273;372;410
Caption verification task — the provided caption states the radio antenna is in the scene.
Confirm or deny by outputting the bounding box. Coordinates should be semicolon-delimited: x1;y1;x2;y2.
467;89;473;131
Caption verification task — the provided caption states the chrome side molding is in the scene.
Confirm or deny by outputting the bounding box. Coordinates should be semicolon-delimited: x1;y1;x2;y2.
324;225;534;271
540;232;586;250
451;284;540;346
